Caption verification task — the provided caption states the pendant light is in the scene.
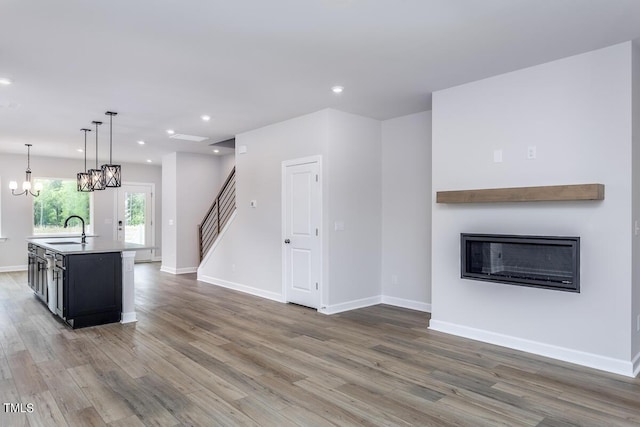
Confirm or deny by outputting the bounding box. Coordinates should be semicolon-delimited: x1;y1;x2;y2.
77;128;93;192
89;120;105;190
9;144;43;197
101;111;121;187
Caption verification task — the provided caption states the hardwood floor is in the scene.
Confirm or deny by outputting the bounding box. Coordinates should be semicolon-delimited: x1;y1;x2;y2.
1;264;640;426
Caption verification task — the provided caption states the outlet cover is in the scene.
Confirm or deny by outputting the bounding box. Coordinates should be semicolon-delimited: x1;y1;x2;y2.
527;146;537;159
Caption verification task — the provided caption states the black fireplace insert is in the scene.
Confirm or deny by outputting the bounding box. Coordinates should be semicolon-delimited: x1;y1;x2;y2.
461;234;580;292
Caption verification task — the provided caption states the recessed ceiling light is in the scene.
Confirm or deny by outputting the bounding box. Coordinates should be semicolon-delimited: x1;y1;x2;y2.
137;140;145;145
146;159;152;163
166;129;175;135
0;77;12;85
331;85;344;94
201;115;211;122
77;149;84;153
213;149;220;153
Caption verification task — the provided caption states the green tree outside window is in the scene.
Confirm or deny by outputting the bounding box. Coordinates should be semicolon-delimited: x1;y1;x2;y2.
33;179;91;235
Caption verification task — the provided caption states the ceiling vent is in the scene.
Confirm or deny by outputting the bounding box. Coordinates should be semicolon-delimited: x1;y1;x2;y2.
169;133;209;142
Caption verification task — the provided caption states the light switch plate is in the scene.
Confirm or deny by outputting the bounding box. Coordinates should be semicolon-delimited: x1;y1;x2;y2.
493;150;503;163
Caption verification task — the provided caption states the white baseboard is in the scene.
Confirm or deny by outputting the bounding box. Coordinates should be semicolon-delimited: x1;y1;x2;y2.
632;350;640;377
197;274;285;303
381;295;431;313
429;319;637;378
121;312;138;324
0;265;27;273
160;266;198;275
152;256;162;262
319;296;382;315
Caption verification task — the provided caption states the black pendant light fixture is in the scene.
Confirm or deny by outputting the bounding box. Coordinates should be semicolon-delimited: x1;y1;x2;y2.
9;144;42;197
89;120;105;190
102;111;121;187
77;128;93;192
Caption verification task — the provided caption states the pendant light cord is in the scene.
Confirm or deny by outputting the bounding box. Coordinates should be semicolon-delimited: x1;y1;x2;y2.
105;111;117;164
81;128;90;171
93;121;102;168
109;113;113;163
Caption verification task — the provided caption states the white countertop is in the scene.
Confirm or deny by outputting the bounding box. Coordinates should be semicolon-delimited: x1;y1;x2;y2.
27;237;155;255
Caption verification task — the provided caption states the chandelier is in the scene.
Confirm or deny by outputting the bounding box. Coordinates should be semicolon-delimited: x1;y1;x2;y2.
9;144;42;197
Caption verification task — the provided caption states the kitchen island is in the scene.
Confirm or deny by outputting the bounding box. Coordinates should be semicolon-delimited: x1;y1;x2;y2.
27;237;152;328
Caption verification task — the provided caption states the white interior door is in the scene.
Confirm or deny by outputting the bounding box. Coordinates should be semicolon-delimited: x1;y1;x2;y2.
116;184;153;262
283;157;321;309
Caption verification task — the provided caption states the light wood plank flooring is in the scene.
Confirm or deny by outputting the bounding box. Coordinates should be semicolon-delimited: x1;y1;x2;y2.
1;264;640;426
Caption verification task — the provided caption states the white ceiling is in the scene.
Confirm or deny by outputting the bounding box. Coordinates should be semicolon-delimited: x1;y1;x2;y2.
1;0;640;164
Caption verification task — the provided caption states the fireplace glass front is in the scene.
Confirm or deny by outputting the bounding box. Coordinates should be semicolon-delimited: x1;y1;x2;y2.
461;234;580;292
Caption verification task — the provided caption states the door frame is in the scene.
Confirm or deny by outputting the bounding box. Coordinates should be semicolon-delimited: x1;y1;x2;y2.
281;155;323;308
113;182;156;261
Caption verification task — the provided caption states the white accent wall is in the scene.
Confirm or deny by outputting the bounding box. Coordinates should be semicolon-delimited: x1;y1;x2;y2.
0;153;162;271
431;42;636;376
381;111;432;312
632;41;640;363
161;152;223;274
198;108;383;311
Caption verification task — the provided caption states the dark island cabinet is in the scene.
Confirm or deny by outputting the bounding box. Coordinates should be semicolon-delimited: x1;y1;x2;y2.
63;252;122;328
27;243;122;329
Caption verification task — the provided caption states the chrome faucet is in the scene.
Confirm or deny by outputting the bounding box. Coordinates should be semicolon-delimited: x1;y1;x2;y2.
63;215;86;244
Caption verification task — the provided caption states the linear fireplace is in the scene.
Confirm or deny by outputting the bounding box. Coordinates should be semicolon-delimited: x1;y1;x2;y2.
461;234;580;292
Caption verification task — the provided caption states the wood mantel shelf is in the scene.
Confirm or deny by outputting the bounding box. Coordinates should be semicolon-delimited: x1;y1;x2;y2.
436;184;604;204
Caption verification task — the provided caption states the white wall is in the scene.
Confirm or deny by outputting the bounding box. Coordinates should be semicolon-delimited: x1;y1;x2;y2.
198;110;329;299
161;153;178;271
219;153;235;183
632;41;640;364
381;111;432;311
198;109;383;311
325;110;382;307
431;42;635;376
0;153;162;270
162;152;222;273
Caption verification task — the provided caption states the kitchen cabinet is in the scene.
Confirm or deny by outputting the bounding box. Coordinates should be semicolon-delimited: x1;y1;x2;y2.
26;237;151;329
27;242;122;328
27;243;48;302
64;252;122;328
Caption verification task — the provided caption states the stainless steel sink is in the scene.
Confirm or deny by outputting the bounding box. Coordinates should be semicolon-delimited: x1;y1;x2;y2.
46;241;82;245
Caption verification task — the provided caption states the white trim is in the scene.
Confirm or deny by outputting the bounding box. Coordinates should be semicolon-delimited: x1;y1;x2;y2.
429;319;637;378
160;266;198;275
199;210;237;266
197;275;285;303
632;350;640;377
0;265;27;272
319;296;382;315
281;155;323;309
152;255;162;262
121;312;138;324
381;295;432;313
114;182;156;261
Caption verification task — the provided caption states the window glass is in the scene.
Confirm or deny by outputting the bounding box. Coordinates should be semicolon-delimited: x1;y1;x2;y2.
33;178;92;235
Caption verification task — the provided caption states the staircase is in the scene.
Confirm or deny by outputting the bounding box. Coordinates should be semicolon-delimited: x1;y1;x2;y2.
198;167;236;261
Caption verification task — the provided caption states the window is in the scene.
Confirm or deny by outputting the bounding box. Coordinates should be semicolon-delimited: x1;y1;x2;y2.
33;178;92;235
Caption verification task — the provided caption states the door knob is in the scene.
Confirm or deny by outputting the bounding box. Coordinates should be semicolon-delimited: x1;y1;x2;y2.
284;239;290;244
